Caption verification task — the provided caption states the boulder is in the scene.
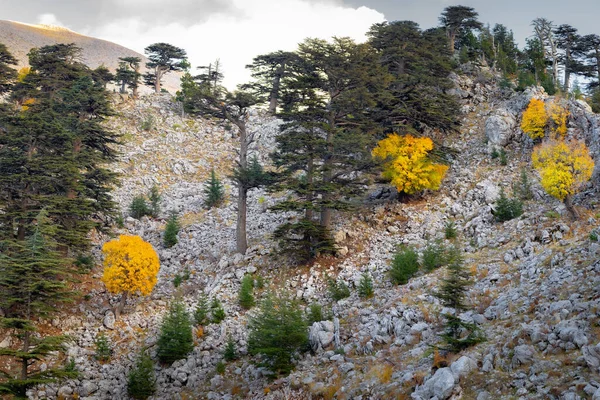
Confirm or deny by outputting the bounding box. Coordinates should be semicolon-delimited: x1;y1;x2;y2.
451;356;477;379
485;108;518;148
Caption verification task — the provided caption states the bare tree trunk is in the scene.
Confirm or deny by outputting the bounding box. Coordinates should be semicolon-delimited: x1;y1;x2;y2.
564;195;579;220
564;46;572;92
268;69;282;115
236;123;249;254
154;68;162;94
319;109;335;229
21;330;29;380
115;291;128;319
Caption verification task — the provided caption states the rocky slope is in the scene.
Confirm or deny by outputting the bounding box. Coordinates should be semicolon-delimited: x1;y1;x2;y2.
13;75;600;400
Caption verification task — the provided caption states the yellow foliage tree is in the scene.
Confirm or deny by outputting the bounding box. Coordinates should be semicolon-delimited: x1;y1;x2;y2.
521;98;547;139
102;235;160;317
17;67;30;83
372;133;448;195
532;139;594;219
549;101;569;138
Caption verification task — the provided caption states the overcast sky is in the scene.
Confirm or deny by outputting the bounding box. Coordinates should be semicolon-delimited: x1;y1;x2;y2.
3;0;600;88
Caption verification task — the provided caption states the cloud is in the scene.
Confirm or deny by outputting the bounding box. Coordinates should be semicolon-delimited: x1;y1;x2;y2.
37;13;66;27
91;0;385;88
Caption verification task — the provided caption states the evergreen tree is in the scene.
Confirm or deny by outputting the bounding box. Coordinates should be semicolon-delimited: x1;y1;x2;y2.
493;188;523;222
243;51;301;114
115;56;141;97
271;37;381;261
0;210;78;397
247;294;309;376
439;5;483;53
210;298;226;324
148;185;161;217
0;43;17;95
156;298;194;364
433;246;484;352
144;43;187;93
239;274;255;309
554;24;584;92
0;43;119;251
194;293;210;325
127;351;156;400
203;168;225;208
367;21;460;134
181;68;268;254
163;212;179;248
223;334;238;361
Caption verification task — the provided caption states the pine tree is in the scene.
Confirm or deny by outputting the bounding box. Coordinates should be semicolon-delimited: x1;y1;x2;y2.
247;294;309;376
270;37;381;261
148;185;161;217
0;210;78;397
163;212;180;248
494;188;523;222
239;274;255;309
0;43;17;95
144;43;187;93
433;246;484;352
115;56;141;97
127;351;156;400
203;168;225;208
156;298;194;364
0;43;119;251
223;334;238;361
210;298;226;324
194;293;210;326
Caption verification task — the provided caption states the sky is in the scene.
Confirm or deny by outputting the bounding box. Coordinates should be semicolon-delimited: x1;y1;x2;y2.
3;0;600;88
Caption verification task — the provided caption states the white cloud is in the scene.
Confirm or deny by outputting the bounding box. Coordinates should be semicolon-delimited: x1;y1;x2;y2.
91;0;384;89
37;13;65;27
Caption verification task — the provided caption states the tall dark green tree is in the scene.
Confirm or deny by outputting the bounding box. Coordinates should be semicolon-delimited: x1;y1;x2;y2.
271;37;382;260
0;43;17;95
144;43;187;93
367;21;460;134
115;56;141;97
0;43;119;250
439;5;483;53
244;51;301;114
0;210;78;398
580;34;600;87
554;24;583;92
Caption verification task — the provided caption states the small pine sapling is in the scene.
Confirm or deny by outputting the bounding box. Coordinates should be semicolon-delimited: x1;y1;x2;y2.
156;298;194;364
306;303;324;325
444;221;457;239
148;185;161;217
433;246;484;352
494;188;523;222
239;274;255;309
389;246;419;285
499;149;507;166
94;333;112;362
127;351;156;400
129;195;150;219
358;272;374;299
247;294;309;376
163;213;179;248
223;334;238;361
203;168;225;208
210;298;226;323
194;294;209;326
327;276;351;301
422;239;447;271
514;168;533;201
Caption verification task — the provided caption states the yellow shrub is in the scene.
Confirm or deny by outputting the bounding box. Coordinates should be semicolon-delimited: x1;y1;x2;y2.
549;101;569;138
101;235;160;297
532;139;594;201
372;133;448;194
521;98;547;139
